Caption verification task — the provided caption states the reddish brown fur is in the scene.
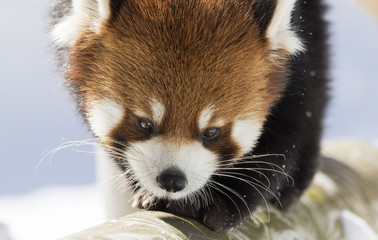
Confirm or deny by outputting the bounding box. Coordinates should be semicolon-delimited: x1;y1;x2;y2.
68;0;290;149
52;0;333;230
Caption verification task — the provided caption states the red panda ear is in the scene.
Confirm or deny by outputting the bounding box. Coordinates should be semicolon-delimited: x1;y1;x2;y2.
51;0;118;47
255;0;304;54
252;0;276;34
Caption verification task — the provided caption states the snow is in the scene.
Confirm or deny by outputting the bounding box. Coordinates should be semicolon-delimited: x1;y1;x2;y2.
341;211;378;240
0;185;106;240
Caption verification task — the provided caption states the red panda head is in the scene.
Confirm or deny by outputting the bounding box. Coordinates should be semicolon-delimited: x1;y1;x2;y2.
52;0;303;205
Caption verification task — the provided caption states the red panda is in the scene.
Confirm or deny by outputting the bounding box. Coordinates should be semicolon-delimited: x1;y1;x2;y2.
50;0;329;230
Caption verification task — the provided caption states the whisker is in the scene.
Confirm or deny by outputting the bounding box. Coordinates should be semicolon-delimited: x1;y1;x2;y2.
219;171;271;193
36;138;99;170
207;181;243;219
221;167;289;177
209;180;252;218
214;173;270;211
37;138;130;170
220;153;287;165
216;167;272;190
218;166;293;185
214;172;280;210
221;159;287;170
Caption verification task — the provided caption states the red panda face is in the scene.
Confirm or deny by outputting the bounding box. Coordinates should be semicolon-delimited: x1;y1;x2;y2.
53;0;299;211
88;98;266;200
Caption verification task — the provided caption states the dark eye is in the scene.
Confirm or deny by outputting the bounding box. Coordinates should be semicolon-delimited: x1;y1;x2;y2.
137;118;154;133
202;127;220;141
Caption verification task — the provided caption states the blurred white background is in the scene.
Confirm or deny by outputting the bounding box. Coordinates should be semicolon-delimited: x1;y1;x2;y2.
0;0;377;239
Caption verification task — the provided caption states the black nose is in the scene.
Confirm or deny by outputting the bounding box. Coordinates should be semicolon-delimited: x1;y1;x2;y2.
156;167;188;193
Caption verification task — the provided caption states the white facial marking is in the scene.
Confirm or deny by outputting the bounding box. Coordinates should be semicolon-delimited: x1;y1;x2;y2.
267;0;304;54
51;0;111;47
232;119;263;154
198;107;214;131
88;98;124;139
214;119;225;127
150;99;165;125
132;109;148;119
97;0;111;21
126;138;218;199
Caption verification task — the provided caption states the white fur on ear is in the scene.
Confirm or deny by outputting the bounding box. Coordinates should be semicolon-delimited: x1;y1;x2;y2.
267;0;304;54
51;0;111;47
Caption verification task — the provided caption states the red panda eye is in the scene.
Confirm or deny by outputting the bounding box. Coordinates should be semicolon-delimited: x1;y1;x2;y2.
202;127;220;141
138;118;154;133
